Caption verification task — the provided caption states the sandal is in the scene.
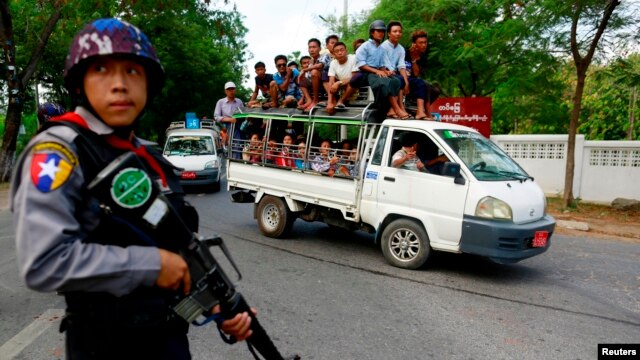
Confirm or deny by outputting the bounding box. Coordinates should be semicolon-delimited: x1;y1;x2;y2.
415;114;429;120
399;114;413;120
335;103;346;110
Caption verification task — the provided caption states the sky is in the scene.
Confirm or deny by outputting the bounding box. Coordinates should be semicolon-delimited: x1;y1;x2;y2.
223;0;376;88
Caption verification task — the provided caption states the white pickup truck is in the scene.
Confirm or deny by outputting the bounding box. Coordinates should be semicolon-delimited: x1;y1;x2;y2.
226;106;555;269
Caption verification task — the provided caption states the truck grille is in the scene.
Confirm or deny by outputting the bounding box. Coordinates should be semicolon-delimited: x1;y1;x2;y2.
497;236;534;250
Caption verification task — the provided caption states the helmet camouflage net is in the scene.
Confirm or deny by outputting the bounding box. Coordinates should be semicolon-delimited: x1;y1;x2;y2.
64;18;165;96
37;102;66;124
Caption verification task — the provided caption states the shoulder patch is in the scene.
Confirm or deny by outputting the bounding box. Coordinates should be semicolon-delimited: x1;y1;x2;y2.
30;142;78;193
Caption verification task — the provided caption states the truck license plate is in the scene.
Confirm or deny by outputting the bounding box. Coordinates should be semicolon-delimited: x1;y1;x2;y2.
532;231;548;248
181;171;196;179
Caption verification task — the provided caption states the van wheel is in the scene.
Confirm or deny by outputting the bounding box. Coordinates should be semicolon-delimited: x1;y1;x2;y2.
257;196;294;238
381;219;430;269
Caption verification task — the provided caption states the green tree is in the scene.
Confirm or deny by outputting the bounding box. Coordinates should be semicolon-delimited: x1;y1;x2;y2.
343;0;568;134
533;0;625;207
1;0;64;181
1;0;247;181
580;54;640;140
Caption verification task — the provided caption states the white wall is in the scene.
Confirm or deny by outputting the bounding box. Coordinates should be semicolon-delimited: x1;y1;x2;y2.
490;135;640;204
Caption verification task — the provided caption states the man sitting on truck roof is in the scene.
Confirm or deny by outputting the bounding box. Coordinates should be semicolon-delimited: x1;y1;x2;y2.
269;54;302;109
325;41;358;115
319;34;339;94
405;30;441;120
382;21;410;119
298;38;326;112
247;61;274;108
353;20;410;122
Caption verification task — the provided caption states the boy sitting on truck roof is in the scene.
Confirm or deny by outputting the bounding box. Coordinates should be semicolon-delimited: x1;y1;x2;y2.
268;55;302;109
247;61;274;108
325;42;358;115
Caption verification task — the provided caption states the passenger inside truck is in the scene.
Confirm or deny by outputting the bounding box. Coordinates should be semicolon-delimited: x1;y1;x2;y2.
242;132;263;163
389;130;449;175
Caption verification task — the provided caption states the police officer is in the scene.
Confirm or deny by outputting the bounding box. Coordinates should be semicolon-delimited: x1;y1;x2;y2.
36;102;65;126
10;18;252;359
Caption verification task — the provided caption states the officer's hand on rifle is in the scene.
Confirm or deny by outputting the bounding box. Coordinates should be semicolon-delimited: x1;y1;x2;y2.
212;304;257;341
156;249;191;294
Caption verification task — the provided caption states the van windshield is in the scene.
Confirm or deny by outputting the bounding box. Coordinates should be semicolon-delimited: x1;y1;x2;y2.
164;135;215;156
434;130;530;181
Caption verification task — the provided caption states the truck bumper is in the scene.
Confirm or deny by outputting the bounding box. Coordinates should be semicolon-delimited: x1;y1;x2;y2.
459;214;555;264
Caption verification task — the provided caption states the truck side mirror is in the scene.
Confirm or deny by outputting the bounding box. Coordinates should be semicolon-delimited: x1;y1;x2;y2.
441;162;466;185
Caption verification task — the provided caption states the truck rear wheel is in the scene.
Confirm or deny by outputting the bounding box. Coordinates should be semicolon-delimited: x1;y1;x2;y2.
257;195;294;238
381;219;431;269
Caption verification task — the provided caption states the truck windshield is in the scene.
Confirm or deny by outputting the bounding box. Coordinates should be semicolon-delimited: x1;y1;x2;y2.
164;136;215;156
434;130;530;181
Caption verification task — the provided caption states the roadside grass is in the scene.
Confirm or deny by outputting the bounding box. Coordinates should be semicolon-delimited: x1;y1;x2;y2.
546;196;640;224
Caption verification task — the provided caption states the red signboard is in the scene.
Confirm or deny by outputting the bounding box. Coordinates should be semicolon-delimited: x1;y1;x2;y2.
431;97;492;138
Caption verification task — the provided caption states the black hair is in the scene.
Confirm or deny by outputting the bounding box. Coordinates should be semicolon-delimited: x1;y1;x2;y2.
400;132;418;147
287;60;298;68
411;30;428;43
325;34;339;45
308;38;321;47
333;41;347;50
254;61;266;69
274;54;287;64
386;21;403;36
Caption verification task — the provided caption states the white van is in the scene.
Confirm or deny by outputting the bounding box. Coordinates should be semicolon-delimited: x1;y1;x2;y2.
226;107;555;269
163;120;222;192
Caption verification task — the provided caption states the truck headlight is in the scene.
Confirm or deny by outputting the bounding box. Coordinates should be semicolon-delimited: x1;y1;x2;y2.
205;159;219;169
475;196;512;221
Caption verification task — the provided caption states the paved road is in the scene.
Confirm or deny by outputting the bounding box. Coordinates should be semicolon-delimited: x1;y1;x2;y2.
1;177;638;359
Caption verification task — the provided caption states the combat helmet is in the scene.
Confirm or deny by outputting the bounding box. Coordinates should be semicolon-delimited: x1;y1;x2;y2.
369;20;386;34
37;102;66;125
63;18;165;98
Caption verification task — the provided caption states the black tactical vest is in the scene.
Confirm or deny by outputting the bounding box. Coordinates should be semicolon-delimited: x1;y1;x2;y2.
39;120;196;332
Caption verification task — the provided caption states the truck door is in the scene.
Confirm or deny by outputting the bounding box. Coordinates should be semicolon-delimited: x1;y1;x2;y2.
376;129;469;249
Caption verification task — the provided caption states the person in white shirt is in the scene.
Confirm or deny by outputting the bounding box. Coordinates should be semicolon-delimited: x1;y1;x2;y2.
325;41;358;115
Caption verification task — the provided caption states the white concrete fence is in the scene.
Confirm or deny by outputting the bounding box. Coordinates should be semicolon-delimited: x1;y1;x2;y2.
490;134;640;204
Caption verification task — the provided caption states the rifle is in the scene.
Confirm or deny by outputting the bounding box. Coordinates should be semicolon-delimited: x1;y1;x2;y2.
87;152;297;360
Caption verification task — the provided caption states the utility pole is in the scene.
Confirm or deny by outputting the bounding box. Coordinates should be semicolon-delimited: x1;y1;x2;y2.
340;0;348;140
342;0;348;37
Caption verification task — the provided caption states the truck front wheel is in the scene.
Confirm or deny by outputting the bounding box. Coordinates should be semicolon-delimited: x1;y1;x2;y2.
381;219;431;269
257;195;294;238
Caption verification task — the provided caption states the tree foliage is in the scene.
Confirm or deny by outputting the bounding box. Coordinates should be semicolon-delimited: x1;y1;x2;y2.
1;0;248;180
3;0;640;185
579;54;640;140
